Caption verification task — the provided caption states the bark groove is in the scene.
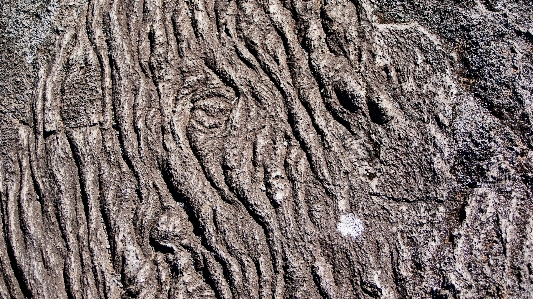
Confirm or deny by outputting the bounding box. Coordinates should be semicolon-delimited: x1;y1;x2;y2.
1;0;532;298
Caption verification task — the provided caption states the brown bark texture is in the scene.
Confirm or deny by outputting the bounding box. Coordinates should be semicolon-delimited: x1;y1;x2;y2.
1;0;533;298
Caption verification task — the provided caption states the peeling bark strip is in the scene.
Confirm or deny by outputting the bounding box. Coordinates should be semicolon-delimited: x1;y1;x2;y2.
1;0;533;298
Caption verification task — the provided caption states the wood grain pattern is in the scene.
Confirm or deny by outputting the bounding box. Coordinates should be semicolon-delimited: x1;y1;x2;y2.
1;0;532;298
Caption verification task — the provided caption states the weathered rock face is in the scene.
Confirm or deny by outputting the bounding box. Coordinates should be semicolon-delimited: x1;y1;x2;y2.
0;0;532;298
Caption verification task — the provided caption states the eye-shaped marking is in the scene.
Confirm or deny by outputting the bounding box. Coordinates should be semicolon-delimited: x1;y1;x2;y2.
191;98;232;128
194;97;233;118
188;92;236;135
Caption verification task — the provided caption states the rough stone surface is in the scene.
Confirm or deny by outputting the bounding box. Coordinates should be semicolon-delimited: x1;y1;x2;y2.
0;0;532;298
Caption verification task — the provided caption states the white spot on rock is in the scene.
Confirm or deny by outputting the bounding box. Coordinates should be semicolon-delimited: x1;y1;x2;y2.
337;213;364;238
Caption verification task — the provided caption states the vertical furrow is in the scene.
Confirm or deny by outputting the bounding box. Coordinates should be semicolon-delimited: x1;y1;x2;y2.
85;6;130;288
103;1;164;296
276;0;361;212
37;15;102;295
161;74;249;296
18;127;71;299
98;127;149;298
221;109;285;298
2;154;33;298
165;2;262;297
87;0;114;129
0;160;25;299
165;141;244;298
258;0;335;197
29;81;72;299
47;131;98;299
220;4;347;295
66;127;122;299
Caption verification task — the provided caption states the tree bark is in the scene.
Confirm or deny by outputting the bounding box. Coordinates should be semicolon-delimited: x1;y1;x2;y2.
1;0;532;298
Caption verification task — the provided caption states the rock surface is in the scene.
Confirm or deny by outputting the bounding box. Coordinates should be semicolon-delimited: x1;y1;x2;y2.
0;0;532;298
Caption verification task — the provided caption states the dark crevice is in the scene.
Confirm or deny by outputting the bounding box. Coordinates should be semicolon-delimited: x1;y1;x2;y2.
64;132;92;242
323;85;365;137
360;278;382;298
495;214;507;257
132;107;144;164
160;162;239;298
96;159;116;267
220;168;283;290
270;22;341;197
201;255;225;299
170;14;187;59
147;29;158;82
64;132;102;294
108;71;140;190
390;249;408;298
202;58;243;101
458;201;468;224
148;237;174;255
1;197;33;299
253;259;264;295
43;130;56;139
185;130;237;206
160;165;203;238
63;265;75;299
311;268;331;299
367;96;392;125
334;87;361;114
188;4;204;42
271;27;335;197
234;45;260;73
29;161;44;204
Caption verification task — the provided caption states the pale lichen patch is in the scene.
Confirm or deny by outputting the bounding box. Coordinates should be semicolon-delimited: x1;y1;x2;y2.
337;213;364;238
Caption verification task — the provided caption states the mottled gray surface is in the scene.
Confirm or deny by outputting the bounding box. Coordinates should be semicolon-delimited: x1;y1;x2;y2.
0;0;532;298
